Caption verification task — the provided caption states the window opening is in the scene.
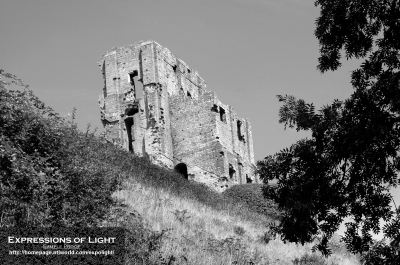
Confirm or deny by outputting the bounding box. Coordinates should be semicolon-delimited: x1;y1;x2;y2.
229;164;236;180
237;120;244;141
129;71;144;99
246;174;252;183
124;102;139;116
219;107;226;123
211;104;219;113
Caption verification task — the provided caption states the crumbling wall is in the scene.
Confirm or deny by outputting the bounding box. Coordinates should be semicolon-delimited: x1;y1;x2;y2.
170;90;256;190
99;40;257;191
170;91;225;189
209;97;257;186
98;41;174;168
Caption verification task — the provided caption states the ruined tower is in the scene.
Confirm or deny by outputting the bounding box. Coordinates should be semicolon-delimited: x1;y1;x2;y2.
98;40;257;191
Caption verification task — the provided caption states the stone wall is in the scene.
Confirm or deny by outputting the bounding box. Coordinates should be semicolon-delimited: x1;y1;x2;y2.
98;40;257;191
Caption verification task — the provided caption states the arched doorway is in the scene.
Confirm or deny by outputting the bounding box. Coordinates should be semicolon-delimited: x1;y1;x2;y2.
174;163;188;180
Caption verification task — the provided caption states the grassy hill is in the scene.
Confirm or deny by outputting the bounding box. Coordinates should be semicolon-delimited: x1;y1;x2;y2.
0;71;361;264
109;177;361;264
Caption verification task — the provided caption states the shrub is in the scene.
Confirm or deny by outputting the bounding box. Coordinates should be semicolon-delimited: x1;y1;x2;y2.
0;70;124;227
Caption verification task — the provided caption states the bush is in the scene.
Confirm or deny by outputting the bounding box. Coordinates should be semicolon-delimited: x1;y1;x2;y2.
0;70;125;227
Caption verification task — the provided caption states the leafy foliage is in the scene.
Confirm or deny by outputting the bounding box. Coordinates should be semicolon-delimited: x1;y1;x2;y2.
0;70;125;227
314;0;400;74
257;0;400;263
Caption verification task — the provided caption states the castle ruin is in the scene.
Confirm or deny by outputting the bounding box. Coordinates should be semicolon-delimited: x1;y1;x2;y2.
98;40;257;191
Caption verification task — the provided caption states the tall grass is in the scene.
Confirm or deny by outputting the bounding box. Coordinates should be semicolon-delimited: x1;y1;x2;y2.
1;70;361;264
111;178;361;265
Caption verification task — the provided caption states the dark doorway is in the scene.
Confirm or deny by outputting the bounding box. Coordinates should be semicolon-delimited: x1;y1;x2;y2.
174;163;188;180
124;117;134;153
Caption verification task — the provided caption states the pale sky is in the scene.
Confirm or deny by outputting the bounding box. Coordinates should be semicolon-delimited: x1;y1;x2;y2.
1;0;398;238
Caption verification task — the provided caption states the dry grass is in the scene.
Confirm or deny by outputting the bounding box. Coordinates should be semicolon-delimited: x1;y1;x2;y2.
113;179;361;265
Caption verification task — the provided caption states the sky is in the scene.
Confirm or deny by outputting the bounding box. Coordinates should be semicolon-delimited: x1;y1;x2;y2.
0;0;398;238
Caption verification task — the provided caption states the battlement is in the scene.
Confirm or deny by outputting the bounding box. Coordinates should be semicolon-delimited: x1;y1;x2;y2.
98;40;256;191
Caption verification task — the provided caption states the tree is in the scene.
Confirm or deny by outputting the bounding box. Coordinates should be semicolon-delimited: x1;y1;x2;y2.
257;0;400;263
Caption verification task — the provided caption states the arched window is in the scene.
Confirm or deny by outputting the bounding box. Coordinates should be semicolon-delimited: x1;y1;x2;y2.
174;163;188;180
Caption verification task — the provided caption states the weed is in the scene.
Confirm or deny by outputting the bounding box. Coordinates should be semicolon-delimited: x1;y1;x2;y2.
172;209;191;223
233;226;246;236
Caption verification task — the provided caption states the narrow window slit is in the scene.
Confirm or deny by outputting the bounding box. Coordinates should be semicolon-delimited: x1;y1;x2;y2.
219;107;226;122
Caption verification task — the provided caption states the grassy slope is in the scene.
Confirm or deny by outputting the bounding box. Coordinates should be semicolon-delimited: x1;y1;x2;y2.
113;176;361;265
0;73;361;264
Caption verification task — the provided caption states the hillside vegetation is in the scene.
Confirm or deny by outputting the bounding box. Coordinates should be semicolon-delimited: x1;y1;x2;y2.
0;71;360;264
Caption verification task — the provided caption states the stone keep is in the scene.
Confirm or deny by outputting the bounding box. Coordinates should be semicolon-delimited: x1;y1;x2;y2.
98;40;257;191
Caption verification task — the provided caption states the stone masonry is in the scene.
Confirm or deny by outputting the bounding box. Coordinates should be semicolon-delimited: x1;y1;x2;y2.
98;40;257;191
